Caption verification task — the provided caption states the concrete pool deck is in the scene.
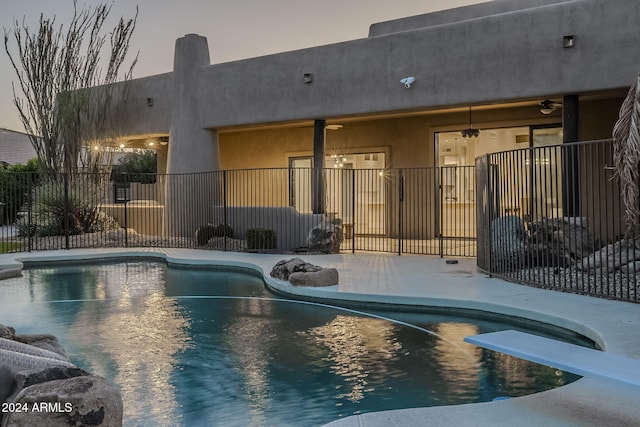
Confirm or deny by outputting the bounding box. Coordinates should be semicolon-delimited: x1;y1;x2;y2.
1;247;639;426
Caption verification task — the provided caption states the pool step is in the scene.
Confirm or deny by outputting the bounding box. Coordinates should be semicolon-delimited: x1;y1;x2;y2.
464;330;640;388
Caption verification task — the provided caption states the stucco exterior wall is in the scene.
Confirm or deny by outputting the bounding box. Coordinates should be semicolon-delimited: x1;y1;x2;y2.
115;73;173;136
106;0;639;137
194;0;640;129
368;0;569;36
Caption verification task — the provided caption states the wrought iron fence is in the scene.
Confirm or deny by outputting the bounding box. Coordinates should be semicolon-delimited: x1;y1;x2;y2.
0;166;477;257
476;139;639;303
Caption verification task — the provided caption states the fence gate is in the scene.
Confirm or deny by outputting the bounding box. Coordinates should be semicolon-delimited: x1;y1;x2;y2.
336;167;477;257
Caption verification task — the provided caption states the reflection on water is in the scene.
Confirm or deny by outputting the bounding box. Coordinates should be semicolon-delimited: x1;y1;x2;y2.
305;315;402;403
433;323;483;400
224;298;278;427
63;264;192;426
0;262;583;426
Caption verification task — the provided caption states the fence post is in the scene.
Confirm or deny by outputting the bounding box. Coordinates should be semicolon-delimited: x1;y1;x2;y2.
123;199;128;248
438;167;443;258
27;173;33;252
223;170;228;251
398;169;404;256
63;174;70;250
351;168;356;254
486;154;493;277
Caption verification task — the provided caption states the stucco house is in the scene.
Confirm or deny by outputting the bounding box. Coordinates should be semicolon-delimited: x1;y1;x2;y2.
92;0;640;249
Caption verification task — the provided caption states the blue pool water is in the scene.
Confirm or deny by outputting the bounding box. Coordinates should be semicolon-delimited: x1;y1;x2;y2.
0;261;587;426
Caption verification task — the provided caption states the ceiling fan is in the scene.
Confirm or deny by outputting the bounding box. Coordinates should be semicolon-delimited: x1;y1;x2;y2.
538;100;562;114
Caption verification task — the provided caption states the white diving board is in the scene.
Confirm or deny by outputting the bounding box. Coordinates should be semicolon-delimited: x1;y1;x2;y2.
464;330;640;388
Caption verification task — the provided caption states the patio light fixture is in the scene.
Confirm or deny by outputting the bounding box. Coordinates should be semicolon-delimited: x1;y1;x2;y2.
461;106;480;138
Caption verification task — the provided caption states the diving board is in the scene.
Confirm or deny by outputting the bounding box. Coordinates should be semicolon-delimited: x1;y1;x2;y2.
464;330;640;388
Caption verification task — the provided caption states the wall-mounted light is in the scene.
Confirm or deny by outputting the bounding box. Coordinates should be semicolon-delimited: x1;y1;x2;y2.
563;35;575;48
304;73;313;84
146;97;154;107
400;76;415;88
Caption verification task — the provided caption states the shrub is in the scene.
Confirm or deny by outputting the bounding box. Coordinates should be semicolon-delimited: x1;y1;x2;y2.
112;149;157;183
19;177;119;237
246;228;276;250
195;223;234;245
0;158;39;224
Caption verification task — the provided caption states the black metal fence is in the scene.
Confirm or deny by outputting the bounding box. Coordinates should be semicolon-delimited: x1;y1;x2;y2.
476;139;639;302
0;167;476;257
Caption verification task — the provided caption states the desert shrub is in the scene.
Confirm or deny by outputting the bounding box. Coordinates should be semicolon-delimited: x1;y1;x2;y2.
19;177;118;237
246;228;276;250
195;223;234;245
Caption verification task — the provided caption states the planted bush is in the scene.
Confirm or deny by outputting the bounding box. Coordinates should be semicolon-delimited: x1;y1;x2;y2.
246;228;276;250
17;177;119;237
195;223;234;245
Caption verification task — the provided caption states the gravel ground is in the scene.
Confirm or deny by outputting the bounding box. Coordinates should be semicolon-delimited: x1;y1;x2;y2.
3;231;638;302
498;265;639;302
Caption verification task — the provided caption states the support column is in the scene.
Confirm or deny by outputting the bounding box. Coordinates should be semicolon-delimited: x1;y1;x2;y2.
562;94;580;217
312;119;326;214
164;34;221;237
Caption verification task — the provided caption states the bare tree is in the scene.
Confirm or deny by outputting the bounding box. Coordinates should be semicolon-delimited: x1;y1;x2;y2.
4;1;138;175
612;73;640;236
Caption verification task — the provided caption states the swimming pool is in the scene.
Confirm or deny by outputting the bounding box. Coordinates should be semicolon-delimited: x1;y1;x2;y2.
0;261;588;426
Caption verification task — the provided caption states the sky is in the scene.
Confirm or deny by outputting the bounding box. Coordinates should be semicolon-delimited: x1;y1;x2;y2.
1;0;488;132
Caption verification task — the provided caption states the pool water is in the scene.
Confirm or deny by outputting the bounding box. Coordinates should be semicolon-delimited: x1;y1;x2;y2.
0;261;586;426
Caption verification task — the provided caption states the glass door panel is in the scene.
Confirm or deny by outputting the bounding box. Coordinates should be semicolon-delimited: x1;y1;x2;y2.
528;126;563;221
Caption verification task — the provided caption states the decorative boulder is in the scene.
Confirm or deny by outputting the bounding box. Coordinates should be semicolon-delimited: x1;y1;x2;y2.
308;218;343;253
4;375;123;427
270;258;339;286
489;215;527;271
270;258;322;280
0;325;15;340
0;325;123;427
578;238;640;274
529;217;603;267
288;268;339;287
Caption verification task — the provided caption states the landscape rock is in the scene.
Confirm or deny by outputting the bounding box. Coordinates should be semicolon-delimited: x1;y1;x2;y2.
14;366;89;391
578;238;640;274
0;366;15;406
270;258;322;280
529;217;602;266
3;375;123;427
288;268;339;287
308;218;343;253
0;326;15;340
0;326;123;427
489;216;527;271
105;228;136;240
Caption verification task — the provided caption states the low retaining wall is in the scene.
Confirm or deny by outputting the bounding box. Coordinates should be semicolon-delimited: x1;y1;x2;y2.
211;206;324;251
100;201;164;236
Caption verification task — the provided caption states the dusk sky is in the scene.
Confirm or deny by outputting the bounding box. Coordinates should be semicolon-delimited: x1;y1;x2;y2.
1;0;488;132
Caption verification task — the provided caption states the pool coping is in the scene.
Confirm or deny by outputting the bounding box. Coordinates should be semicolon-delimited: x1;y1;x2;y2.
1;247;640;426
